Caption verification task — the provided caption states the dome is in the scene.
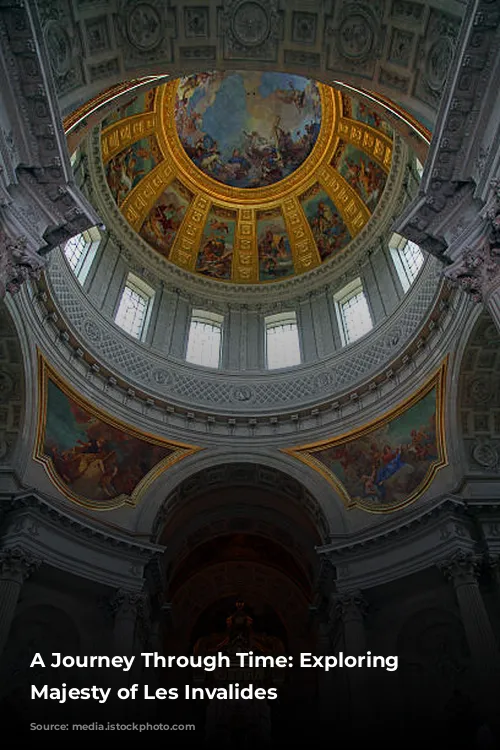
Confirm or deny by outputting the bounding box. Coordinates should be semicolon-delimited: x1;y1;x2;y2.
101;72;394;284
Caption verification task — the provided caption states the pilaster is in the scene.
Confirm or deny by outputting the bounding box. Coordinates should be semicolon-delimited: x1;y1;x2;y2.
0;546;41;655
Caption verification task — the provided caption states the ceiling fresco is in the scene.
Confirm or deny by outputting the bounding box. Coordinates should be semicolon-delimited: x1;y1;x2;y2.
35;356;201;511
284;361;448;514
100;71;394;284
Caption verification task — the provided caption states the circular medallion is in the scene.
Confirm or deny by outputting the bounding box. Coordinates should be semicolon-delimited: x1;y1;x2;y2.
231;385;253;402
44;21;72;76
83;319;102;343
231;2;270;47
152;368;172;386
426;37;454;92
469;377;491;404
174;71;322;189
127;3;162;51
338;14;374;60
472;441;498;469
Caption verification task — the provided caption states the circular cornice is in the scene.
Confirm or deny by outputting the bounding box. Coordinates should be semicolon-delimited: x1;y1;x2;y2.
29;248;461;441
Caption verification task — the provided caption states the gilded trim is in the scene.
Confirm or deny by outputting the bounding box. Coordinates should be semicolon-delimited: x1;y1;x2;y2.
282;359;448;514
34;352;202;511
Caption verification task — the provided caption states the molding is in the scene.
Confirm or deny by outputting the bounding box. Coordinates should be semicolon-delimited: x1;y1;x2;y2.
316;494;500;591
6;267;467;444
0;490;165;590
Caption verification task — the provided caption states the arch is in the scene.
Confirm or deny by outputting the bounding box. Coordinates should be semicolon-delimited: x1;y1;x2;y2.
169;560;311;652
134;447;350;538
454;309;500;476
0;300;27;472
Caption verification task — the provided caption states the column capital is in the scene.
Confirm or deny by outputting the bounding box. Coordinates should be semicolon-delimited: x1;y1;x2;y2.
109;588;148;619
335;591;368;622
437;550;482;586
444;182;500;303
0;232;46;298
0;546;41;582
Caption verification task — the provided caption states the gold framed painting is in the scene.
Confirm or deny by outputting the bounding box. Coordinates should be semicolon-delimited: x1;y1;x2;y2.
34;353;201;511
283;360;448;514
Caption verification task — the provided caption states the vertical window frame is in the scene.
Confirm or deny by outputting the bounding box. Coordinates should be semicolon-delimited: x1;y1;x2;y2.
185;309;224;369
265;311;301;370
114;272;154;342
334;278;373;346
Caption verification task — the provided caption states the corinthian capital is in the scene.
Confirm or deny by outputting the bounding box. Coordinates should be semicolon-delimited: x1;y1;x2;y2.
444;242;500;303
0;546;41;582
0;231;46;298
437;550;482;586
109;588;148;619
335;591;368;622
444;183;500;303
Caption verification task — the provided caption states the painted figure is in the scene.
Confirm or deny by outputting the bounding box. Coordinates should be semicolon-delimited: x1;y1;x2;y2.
175;71;322;188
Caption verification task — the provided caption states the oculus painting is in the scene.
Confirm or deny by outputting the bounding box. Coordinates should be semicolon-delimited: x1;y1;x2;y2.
174;71;322;188
35;359;199;510
284;363;447;513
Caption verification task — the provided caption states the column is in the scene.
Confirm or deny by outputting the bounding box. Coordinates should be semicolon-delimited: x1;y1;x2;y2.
0;547;40;656
438;551;500;730
443;196;500;332
335;591;369;732
316;618;336;722
110;588;147;655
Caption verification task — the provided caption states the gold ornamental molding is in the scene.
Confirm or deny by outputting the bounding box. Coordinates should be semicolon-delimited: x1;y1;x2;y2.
101;113;157;163
98;74;396;285
34;353;202;511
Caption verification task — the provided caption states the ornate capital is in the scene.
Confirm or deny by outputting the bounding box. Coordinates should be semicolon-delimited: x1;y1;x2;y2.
437;550;482;586
0;546;41;582
444;181;500;303
110;588;148;619
0;232;47;298
335;591;368;622
444;241;500;303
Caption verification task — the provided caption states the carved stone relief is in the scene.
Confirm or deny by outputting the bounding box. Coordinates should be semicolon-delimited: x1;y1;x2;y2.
414;10;461;108
458;312;500;471
220;0;281;61
115;0;176;66
327;1;384;76
38;0;85;96
185;6;210;38
0;303;24;464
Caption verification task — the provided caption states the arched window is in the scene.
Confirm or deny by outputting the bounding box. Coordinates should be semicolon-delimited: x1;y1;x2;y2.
334;278;373;346
390;233;425;292
114;273;154;341
63;227;102;284
186;309;223;368
265;312;301;369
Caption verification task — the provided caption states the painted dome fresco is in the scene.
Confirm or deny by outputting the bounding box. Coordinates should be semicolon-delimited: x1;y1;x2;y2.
101;72;394;284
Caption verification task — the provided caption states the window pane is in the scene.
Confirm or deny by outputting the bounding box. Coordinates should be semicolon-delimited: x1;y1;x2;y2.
186;319;222;368
64;233;87;272
115;284;149;339
266;319;301;369
400;239;424;284
341;291;372;344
